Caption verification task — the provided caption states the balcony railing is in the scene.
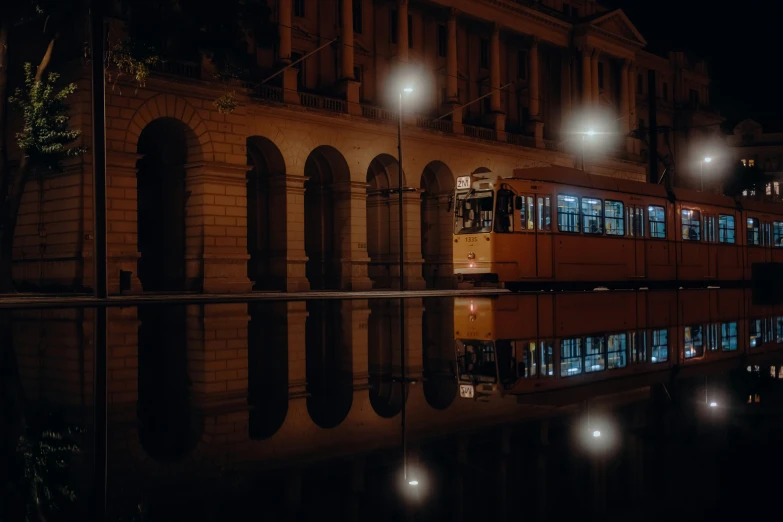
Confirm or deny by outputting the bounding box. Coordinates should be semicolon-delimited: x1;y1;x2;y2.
299;92;346;113
416;116;453;133
544;139;562;152
246;83;284;103
506;132;536;148
151;60;201;80
463;124;496;141
362;105;397;121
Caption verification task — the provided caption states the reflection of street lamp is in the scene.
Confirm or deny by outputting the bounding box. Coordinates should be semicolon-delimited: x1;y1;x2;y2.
398;86;413;292
700;156;712;192
581;129;596;171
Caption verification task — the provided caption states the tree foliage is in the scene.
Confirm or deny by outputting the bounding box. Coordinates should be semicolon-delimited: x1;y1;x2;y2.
9;63;85;171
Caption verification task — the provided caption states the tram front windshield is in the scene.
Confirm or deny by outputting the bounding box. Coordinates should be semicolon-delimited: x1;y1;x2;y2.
456;340;498;383
454;190;494;234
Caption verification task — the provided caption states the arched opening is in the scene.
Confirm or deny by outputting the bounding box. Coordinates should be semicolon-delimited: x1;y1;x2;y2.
304;146;350;290
305;300;353;428
137;118;196;291
246;136;287;290
138;304;199;461
420;161;455;289
366;154;405;289
248;301;288;439
368;299;402;418
422;298;457;410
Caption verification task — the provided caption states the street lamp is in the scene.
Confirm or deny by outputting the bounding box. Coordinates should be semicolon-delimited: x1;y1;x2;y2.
581;129;596;171
700;156;712;192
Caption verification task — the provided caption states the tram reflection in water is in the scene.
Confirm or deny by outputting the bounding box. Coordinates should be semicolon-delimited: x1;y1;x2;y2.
454;289;783;400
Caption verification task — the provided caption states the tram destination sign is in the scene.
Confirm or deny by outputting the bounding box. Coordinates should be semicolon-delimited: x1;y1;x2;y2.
456;176;471;190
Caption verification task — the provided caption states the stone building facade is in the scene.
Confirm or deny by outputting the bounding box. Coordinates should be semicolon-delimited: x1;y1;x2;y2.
13;0;721;293
727;119;783;201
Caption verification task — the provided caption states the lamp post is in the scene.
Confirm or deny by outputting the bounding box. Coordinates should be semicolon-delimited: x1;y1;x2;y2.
700;156;712;192
397;86;413;486
581;129;596;171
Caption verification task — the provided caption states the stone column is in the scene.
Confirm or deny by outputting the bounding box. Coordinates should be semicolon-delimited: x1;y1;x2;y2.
332;181;372;290
278;0;299;104
591;50;600;105
527;36;544;146
561;51;572;128
340;0;361;115
397;0;409;65
390;190;426;290
184;162;253;293
581;47;592;106
446;9;462;132
106;151;143;294
490;24;506;139
267;173;310;292
620;59;630;137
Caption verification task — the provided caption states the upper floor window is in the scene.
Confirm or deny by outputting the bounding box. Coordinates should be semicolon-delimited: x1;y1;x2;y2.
437;24;447;58
518;50;528;80
352;0;362;34
294;0;305;18
662;81;668;101
597;62;604;89
480;38;489;69
689;89;699;107
637;73;644;94
390;9;398;44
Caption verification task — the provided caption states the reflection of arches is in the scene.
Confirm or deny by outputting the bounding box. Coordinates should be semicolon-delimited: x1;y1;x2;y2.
137;118;198;291
304;146;351;290
368;299;402;417
246;136;286;290
306;301;352;428
366;154;407;289
422;298;457;410
138;305;199;461
248;302;288;439
420;161;455;289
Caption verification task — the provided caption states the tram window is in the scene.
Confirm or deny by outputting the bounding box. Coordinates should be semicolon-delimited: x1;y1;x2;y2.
495;190;515;233
721;322;738;351
684;325;704;359
750;319;762;348
648;205;666;238
585;336;605;373
628;207;644;236
605;200;625;235
519;196;535;230
540;341;554;376
651;329;668;363
719;215;735;244
747;218;760;245
582;198;603;234
777;317;783;343
560;338;582;377
631;331;646;364
454;190;494;234
704;216;716;243
607;334;627;369
495;340;517;385
557;195;580;233
522;341;537;378
538;197;551;231
762;222;771;246
681;209;701;241
774;222;783;247
705;324;719;351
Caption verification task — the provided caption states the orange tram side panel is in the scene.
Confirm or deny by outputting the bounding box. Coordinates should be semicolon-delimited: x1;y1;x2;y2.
452;166;783;285
453;289;783;401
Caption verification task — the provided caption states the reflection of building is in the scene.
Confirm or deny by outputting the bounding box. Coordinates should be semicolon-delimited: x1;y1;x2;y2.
12;0;720;293
727;119;783;201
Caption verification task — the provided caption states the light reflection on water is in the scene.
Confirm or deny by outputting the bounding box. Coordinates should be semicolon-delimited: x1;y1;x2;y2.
3;288;783;520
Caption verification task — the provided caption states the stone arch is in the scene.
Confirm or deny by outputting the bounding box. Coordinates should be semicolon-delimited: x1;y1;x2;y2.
246;136;287;290
420;161;455;289
366;154;408;289
304;146;351;290
136;117;201;291
126;94;212;161
137;304;201;461
306;301;353;428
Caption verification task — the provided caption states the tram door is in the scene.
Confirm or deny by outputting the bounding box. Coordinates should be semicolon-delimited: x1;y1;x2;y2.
628;205;646;278
518;193;552;278
704;214;717;279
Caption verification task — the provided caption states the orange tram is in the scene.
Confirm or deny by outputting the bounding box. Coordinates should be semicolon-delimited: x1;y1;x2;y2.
453;166;783;285
453;290;783;401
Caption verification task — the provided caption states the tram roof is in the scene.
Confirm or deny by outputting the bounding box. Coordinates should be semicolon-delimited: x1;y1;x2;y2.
510;166;669;198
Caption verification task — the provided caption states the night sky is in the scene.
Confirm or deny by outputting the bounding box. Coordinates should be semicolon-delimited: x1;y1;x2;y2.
607;0;783;132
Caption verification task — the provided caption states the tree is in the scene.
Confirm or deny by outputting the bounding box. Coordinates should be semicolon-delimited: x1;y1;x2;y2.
723;161;770;197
